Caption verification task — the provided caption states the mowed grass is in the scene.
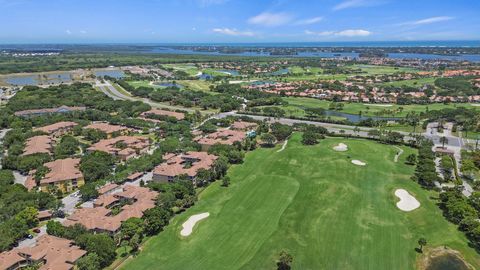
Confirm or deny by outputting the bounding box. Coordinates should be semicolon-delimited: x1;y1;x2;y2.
283;97;479;117
123;134;480;270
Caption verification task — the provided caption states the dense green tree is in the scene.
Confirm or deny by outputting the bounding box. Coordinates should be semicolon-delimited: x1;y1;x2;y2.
80;151;115;182
76;253;101;270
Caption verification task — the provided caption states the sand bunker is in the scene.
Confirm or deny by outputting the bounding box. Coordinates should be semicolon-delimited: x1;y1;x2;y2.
333;143;348;151
351;160;366;166
395;189;420;212
180;212;210;236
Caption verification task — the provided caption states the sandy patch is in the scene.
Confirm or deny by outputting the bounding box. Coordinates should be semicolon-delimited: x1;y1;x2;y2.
180;212;210;236
333;143;348;151
471;104;480;107
364;104;393;107
351;160;366;166
395;189;420;212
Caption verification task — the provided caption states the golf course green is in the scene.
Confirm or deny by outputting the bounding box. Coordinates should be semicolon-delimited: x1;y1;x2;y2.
122;134;480;270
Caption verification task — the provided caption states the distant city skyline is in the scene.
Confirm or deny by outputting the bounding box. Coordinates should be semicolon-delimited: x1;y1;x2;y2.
1;0;479;43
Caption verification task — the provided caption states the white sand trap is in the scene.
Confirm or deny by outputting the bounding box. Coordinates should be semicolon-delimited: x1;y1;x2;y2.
180;212;210;236
364;103;393;107
351;160;366;166
395;189;420;212
333;143;348;151
471;104;480;107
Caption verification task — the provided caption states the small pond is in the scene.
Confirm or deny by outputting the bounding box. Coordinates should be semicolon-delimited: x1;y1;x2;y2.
425;253;470;270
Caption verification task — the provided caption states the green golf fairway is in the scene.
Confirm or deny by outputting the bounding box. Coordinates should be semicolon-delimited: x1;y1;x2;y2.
123;134;480;270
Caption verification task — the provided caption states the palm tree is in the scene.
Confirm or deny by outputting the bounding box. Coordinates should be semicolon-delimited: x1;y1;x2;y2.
440;136;448;148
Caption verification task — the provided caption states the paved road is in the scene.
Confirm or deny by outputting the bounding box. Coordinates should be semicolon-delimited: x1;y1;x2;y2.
95;81;195;112
61;190;81;215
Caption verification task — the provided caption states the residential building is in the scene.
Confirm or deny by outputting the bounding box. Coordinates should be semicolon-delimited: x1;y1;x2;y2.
34;121;78;137
22;135;52;156
84;122;130;138
87;136;150;161
194;129;246;151
14;105;86;117
231;121;258;131
0;235;86;270
152;151;218;182
38;158;84;193
64;185;158;234
140;109;185;121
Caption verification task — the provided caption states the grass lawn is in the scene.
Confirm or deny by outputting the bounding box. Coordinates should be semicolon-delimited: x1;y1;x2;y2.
177;80;215;92
127;80;157;88
380;77;437;87
122;134;480;270
283;97;480;117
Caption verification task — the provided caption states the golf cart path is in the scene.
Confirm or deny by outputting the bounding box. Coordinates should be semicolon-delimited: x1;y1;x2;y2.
277;139;289;152
393;146;404;163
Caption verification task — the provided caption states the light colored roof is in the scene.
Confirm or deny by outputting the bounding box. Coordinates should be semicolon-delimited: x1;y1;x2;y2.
84;122;129;134
98;183;119;195
87;136;149;156
153;151;218;178
23;135;52;156
195;129;246;147
40;158;83;184
231;121;258;130
65;185;158;232
127;172;143;180
0;235;86;270
0;250;25;270
34;121;77;134
141;109;185;120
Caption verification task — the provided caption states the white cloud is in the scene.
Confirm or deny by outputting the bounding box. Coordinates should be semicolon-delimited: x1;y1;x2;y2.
400;16;454;26
192;27;197;31
305;30;334;36
65;29;72;35
305;29;371;37
248;12;292;27
80;30;87;34
294;17;323;26
333;0;384;11
213;28;255;36
335;29;371;36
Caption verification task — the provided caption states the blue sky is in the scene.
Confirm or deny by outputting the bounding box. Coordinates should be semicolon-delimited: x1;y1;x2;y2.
1;0;479;43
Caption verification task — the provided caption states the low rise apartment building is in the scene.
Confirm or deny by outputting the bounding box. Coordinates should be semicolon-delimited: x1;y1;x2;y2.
64;185;158;234
34;121;78;137
194;129;246;151
0;235;86;270
87;136;150;161
22;135;52;156
152;151;218;182
84;122;131;138
38;158;84;193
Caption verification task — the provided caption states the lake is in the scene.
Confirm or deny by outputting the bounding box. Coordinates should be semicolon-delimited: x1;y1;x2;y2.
217;70;240;76
5;73;72;86
95;70;125;78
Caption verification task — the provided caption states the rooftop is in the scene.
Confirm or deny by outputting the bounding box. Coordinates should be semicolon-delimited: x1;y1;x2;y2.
34;121;77;134
141;109;185;120
153;151;218;178
22;135;52;156
84;122;129;134
195;129;246;147
40;158;83;184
